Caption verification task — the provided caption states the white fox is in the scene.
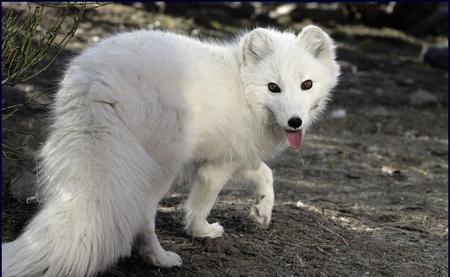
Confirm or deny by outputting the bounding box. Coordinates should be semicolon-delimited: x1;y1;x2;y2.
2;25;340;276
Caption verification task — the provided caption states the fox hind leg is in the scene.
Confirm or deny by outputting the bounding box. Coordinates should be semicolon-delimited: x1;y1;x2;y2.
138;198;182;267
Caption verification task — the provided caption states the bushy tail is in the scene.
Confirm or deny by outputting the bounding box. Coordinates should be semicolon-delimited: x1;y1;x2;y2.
2;80;161;277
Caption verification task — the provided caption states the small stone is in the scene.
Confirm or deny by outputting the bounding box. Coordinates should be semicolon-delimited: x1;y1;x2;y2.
375;88;384;96
381;165;401;176
367;106;389;117
431;149;447;156
367;145;380;153
269;4;296;18
403;78;415;85
296;201;306;208
346;173;361;179
409;89;438;107
330;108;347;119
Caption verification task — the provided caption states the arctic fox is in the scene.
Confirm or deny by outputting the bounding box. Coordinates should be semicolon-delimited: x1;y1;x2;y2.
2;25;339;276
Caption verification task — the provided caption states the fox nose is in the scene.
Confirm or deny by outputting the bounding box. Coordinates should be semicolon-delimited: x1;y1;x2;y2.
288;117;302;129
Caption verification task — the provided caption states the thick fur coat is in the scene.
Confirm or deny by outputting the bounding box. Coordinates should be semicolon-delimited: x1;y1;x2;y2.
2;26;340;276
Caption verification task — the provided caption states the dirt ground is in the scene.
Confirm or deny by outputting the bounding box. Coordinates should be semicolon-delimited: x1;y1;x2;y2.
2;3;448;277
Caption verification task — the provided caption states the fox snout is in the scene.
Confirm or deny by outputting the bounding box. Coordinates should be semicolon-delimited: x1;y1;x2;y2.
287;117;302;129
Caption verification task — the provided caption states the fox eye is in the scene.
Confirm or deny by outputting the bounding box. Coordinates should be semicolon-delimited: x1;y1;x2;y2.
301;80;313;90
268;82;281;93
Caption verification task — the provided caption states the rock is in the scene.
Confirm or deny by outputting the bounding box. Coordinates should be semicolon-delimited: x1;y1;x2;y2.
421;46;448;69
367;106;389;117
9;171;38;202
391;3;447;37
346;173;361;179
367;145;381;153
431;149;447;156
330;108;347;119
339;61;358;75
396;78;415;87
409;89;438;107
374;88;384;96
268;4;296;19
381;165;402;176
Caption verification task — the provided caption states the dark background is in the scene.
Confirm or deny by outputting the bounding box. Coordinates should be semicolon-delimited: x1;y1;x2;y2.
2;3;448;276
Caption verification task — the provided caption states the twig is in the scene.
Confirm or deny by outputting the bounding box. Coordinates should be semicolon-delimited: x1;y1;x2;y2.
315;220;349;247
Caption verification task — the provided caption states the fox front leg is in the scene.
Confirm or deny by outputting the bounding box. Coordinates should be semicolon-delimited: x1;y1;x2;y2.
237;161;274;228
184;162;238;238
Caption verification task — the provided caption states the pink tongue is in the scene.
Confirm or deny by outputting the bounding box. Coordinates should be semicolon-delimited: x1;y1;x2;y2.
286;131;303;150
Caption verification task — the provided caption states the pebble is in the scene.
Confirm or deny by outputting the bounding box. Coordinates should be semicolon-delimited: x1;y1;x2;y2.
269;4;296;18
367;145;380;153
409;89;438;107
367;106;389;117
381;165;401;176
330;108;347;119
374;88;384;96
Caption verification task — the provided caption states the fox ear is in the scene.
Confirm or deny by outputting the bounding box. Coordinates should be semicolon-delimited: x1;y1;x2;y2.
297;25;337;63
240;28;273;66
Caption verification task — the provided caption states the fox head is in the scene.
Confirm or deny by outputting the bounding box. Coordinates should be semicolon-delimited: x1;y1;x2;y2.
239;25;340;150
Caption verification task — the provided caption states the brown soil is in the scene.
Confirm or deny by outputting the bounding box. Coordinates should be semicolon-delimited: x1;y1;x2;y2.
2;3;448;277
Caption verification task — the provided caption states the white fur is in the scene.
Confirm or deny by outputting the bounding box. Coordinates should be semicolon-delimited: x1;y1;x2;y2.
2;26;339;276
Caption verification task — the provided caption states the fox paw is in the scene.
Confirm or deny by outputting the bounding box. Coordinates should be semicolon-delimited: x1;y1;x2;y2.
144;250;183;268
188;222;224;238
250;195;273;228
